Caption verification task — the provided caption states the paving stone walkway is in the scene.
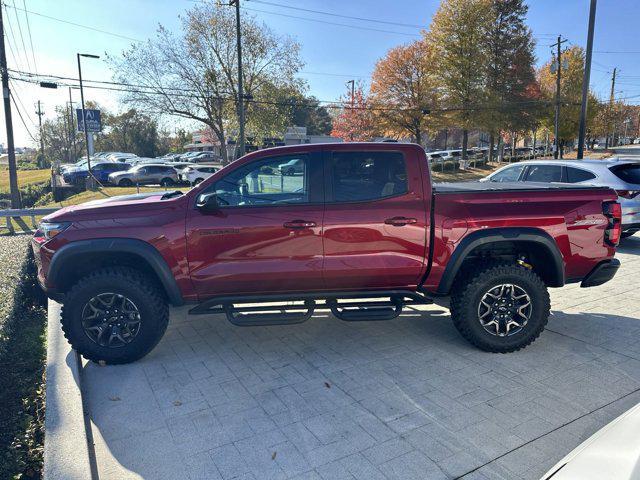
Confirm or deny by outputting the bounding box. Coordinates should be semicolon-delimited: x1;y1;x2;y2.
82;235;640;479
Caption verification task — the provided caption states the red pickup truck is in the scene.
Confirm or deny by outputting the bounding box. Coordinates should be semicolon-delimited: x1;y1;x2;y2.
33;143;622;364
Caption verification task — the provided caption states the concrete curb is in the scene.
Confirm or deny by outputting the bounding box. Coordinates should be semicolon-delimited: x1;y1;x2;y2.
43;300;94;480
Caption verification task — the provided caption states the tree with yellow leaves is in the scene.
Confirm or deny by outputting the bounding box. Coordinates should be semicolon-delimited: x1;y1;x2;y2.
428;0;492;159
538;46;599;157
369;39;440;145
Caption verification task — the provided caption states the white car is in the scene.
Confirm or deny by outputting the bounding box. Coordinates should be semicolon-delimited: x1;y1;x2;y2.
179;165;219;185
279;158;305;176
541;402;640;480
481;159;640;238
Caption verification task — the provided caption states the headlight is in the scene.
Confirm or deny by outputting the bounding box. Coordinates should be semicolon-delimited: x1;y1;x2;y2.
36;221;71;241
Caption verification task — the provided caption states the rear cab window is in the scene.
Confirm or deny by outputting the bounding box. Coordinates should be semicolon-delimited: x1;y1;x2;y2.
329;151;408;202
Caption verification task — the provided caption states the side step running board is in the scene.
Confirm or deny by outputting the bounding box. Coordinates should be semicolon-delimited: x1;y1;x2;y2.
327;298;403;321
224;300;315;326
189;290;432;327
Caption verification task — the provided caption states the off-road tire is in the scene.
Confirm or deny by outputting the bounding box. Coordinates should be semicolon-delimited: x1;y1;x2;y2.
60;267;169;364
450;263;550;353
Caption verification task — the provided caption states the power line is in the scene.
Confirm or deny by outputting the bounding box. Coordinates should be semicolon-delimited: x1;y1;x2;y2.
2;3;27;70
240;5;420;37
594;50;640;54
299;70;368;78
4;3;142;43
9;78;36;124
21;0;37;74
10;91;37;143
10;73;559;113
247;0;427;29
8;0;32;71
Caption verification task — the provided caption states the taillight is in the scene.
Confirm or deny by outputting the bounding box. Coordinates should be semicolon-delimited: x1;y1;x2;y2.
603;201;622;246
616;190;640;199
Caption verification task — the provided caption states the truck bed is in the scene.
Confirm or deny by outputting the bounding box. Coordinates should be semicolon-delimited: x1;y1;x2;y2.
433;181;610;193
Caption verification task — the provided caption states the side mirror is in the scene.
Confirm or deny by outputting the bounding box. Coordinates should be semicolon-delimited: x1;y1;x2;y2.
196;193;219;212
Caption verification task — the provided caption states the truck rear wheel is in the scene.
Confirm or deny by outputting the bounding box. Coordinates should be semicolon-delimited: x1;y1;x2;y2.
450;263;550;353
60;267;169;364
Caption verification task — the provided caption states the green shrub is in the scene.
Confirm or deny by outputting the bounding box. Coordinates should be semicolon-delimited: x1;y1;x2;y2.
0;182;50;209
0;236;47;479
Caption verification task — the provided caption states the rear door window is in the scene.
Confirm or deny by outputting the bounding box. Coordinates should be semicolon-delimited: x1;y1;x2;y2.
329;151;407;202
524;165;562;183
565;167;596;183
610;164;640;184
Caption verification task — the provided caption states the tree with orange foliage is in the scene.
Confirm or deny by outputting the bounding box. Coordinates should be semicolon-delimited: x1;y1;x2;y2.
330;82;378;141
369;39;439;145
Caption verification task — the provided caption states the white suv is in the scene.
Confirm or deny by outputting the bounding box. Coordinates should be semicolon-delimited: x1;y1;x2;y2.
179;165;219;185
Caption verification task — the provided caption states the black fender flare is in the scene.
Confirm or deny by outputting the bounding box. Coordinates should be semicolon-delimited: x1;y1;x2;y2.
48;238;184;306
434;227;565;295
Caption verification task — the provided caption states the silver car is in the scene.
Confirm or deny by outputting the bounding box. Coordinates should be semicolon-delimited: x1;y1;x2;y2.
108;164;179;187
482;159;640;237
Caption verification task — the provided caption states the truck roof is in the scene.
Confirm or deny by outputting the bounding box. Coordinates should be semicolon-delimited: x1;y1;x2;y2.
240;142;423;159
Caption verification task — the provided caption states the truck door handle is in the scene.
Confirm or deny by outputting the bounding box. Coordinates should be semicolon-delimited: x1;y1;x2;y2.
385;216;418;226
283;220;317;229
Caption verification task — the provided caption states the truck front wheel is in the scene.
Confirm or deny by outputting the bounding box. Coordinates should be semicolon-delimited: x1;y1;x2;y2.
450;263;550;353
60;267;169;364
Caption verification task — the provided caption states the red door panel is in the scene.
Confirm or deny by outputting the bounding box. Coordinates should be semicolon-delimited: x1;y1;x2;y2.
322;148;430;290
186;206;324;297
185;152;324;298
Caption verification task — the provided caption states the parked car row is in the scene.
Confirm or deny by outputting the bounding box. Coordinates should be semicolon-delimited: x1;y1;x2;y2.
59;150;223;187
62;160;220;187
425;145;551;168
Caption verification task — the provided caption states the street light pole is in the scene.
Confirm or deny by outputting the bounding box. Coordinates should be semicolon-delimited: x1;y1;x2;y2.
577;0;597;159
77;53;99;175
230;0;245;159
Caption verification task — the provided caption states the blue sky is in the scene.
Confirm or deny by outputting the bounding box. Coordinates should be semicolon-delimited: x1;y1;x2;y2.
3;0;640;146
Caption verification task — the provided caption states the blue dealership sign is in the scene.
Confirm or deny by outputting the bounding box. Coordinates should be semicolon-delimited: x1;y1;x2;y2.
76;109;101;133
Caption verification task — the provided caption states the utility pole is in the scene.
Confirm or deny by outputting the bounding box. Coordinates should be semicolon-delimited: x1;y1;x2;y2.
0;5;20;208
35;100;44;164
230;0;245;158
551;35;567;159
346;79;355;107
577;0;597;159
605;68;616;149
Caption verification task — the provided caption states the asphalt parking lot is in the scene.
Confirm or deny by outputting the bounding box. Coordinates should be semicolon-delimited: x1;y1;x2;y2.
82;235;640;480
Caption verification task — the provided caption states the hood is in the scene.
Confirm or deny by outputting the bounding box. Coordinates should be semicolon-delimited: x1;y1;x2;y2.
108;170;130;178
43;191;181;222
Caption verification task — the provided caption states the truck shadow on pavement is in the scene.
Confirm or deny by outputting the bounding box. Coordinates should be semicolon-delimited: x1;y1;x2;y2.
618;234;640;254
80;303;640;480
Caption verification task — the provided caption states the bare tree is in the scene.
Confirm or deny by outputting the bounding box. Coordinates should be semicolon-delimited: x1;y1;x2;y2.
110;3;303;163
